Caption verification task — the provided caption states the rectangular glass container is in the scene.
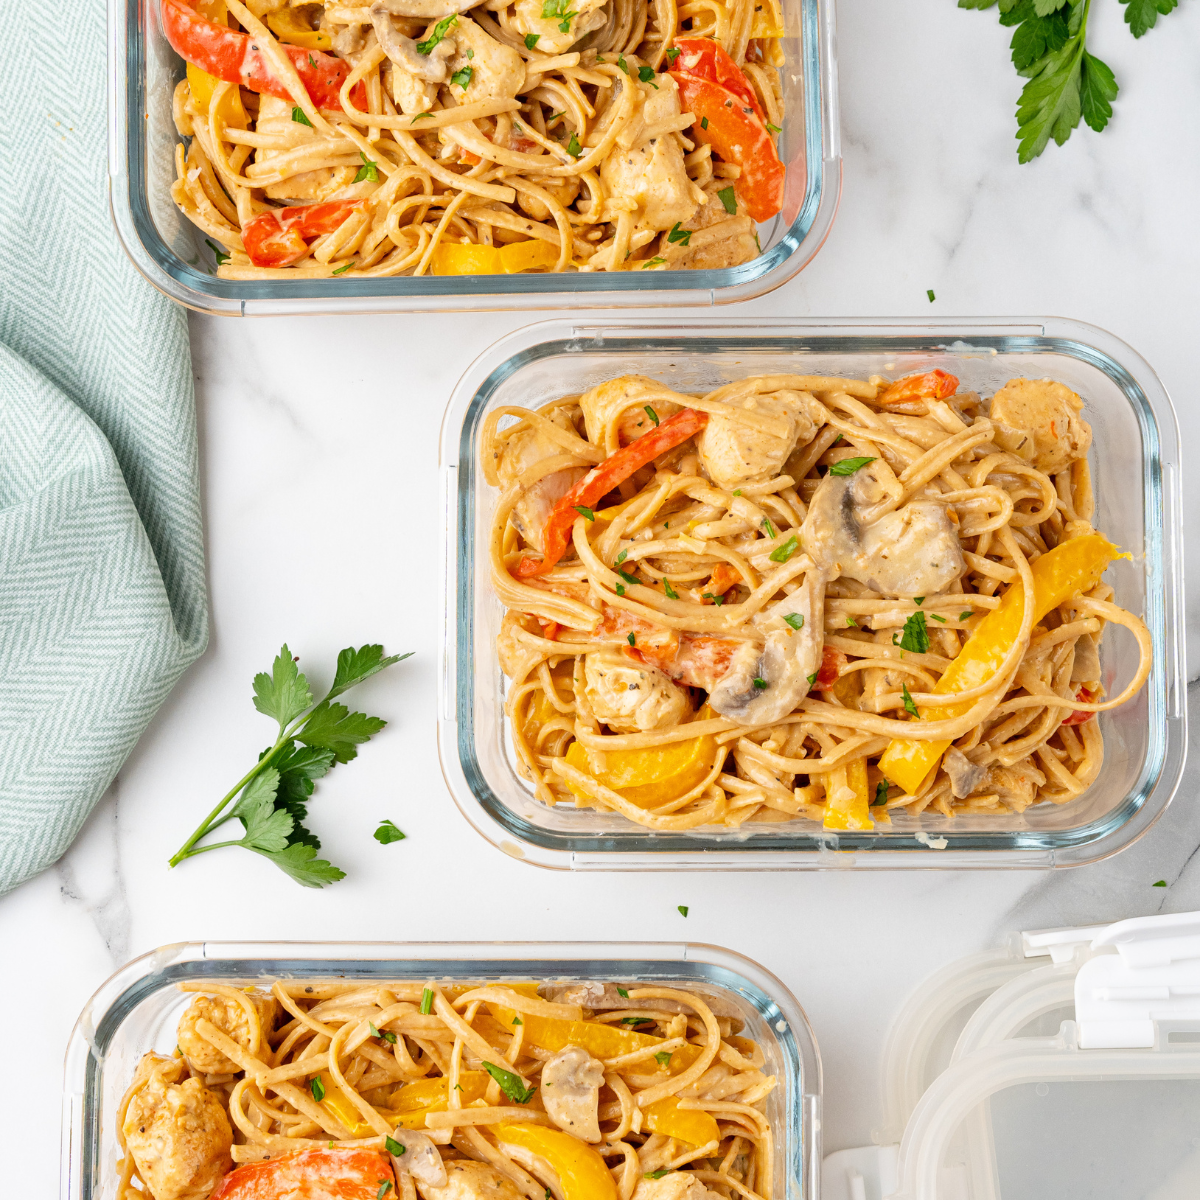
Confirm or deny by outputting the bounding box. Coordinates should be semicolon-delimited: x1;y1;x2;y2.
107;0;840;316
60;941;820;1200
437;318;1185;870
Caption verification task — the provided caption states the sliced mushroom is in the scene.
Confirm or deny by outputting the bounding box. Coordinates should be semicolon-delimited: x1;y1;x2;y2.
417;1161;524;1200
373;0;484;19
582;648;691;733
541;981;744;1018
371;6;455;82
389;1129;447;1190
540;1045;604;1142
708;568;825;727
801;461;963;597
942;748;989;800
1069;632;1100;685
697;388;822;491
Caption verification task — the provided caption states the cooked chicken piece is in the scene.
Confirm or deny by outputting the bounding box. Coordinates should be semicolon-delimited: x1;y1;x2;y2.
801;461;964;597
660;184;759;271
495;407;588;553
373;7;455;86
176;991;278;1075
709;569;825;727
577;374;689;449
445;17;525;101
582;648;691;732
122;1054;233;1200
511;0;608;55
517;175;582;222
253;96;340;202
328;19;368;56
1069;632;1101;685
542;981;743;1018
988;378;1091;474
942;747;989;800
388;1129;448;1188
988;763;1047;812
600;77;705;235
633;1171;722;1200
698;389;821;491
541;1046;604;1141
417;1160;525;1200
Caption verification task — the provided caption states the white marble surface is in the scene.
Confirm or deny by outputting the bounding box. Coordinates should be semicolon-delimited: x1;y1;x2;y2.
6;0;1200;1192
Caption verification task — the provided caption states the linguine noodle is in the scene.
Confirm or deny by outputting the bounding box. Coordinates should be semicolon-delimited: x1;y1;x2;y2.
485;369;1152;830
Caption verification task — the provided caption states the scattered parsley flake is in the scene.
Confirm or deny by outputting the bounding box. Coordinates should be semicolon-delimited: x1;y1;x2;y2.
616;582;626;596
642;256;666;268
645;1171;674;1180
311;1076;326;1102
753;678;767;690
541;0;577;33
618;568;639;586
846;617;857;628
373;819;405;844
567;131;582;158
667;222;692;245
378;1183;393;1200
769;535;798;563
621;1016;652;1026
717;185;737;214
618;55;629;74
829;456;876;476
765;121;781;133
899;611;930;654
873;780;889;807
1153;879;1167;887
732;489;742;496
761;517;777;538
927;288;935;302
677;905;689;917
644;404;660;426
451;65;474;89
291;106;313;127
700;116;709;129
663;578;678;600
411;112;434;121
654;1050;672;1066
782;613;803;630
638;65;659;88
353;150;379;184
573;505;596;521
615;550;628;565
628;632;636;646
701;592;724;606
420;988;434;1015
483;1061;536;1104
525;32;540;49
309;53;317;67
204;238;230;266
806;672;817;686
331;261;354;275
901;683;919;719
666;46;681;64
617;986;629;997
914;597;924;606
960;610;973;622
386;1136;406;1156
512;1016;523;1025
417;15;458;55
930;613;946;623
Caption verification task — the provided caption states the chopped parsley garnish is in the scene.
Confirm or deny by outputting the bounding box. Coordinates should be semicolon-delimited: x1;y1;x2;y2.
525;32;540;49
309;53;317;67
666;222;692;246
654;1050;672;1066
765;121;781;133
331;261;355;275
700;116;709;129
642;256;666;268
717;185;737;214
828;456;876;476
677;905;689;917
204;238;230;266
732;489;742;496
616;583;626;596
701;592;724;606
627;632;636;646
663;578;678;600
541;0;577;33
846;617;856;628
913;596;924;606
386;1136;406;1156
615;550;628;565
453;1083;463;1091
411;112;434;121
665;46;681;64
960;610;973;622
831;434;843;446
353;150;379;184
310;1076;326;1102
618;55;629;74
621;1016;653;1026
618;568;639;586
768;535;798;563
483;1061;536;1104
901;683;919;718
753;677;768;689
451;65;474;89
573;505;596;521
467;48;474;58
782;613;803;630
761;517;777;538
930;613;946;623
420;988;434;1015
873;780;889;807
645;1171;674;1180
373;819;405;843
617;986;629;997
512;1016;523;1025
1153;879;1167;887
291;106;314;127
638;64;659;88
378;1183;393;1200
644;404;660;426
927;288;936;302
370;1021;398;1044
566;131;582;157
806;672;817;686
898;611;930;654
416;14;458;55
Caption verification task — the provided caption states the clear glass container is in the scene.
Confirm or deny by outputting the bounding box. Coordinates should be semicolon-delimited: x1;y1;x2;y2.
106;0;840;315
60;941;821;1200
437;317;1185;870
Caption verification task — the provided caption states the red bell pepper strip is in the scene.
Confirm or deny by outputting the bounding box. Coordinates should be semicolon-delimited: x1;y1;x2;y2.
211;1146;394;1200
669;73;785;222
815;645;846;690
241;200;365;267
876;369;959;406
669;38;767;125
161;0;364;112
514;408;710;579
1061;686;1096;726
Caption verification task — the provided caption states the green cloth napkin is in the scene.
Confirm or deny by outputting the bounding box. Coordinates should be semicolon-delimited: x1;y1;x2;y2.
0;0;208;895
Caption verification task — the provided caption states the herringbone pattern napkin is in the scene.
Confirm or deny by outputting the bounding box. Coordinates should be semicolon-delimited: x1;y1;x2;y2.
0;0;208;894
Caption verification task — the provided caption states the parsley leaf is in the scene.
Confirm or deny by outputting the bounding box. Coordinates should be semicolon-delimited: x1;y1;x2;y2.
701;592;724;606
914;597;924;606
641;256;666;268
617;986;629;997
769;535;798;563
1153;879;1167;887
421;988;434;1014
1121;0;1178;37
374;819;406;844
666;46;681;63
753;677;768;689
621;1016;653;1025
828;456;876;476
417;14;458;55
901;683;919;718
328;644;409;703
483;1061;536;1104
513;1016;523;1025
386;1136;406;1155
899;611;931;654
567;131;582;157
765;121;781;133
618;54;629;74
616;582;626;596
291;106;314;127
260;842;346;888
782;613;804;630
628;632;636;646
574;505;596;521
451;65;474;89
930;613;947;623
638;65;659;88
717;185;737;214
654;1050;672;1066
311;1076;326;1101
354;150;379;184
873;780;889;807
615;550;628;565
663;578;678;600
541;0;577;32
644;404;660;426
700;115;709;129
233;769;293;853
618;568;639;587
525;32;540;49
846;617;857;628
667;222;692;246
204;237;230;266
299;701;386;764
372;1022;398;1045
960;610;973;622
645;1170;674;1180
253;645;313;732
677;905;689;917
331;261;355;275
378;1183;394;1200
762;517;777;538
927;288;936;302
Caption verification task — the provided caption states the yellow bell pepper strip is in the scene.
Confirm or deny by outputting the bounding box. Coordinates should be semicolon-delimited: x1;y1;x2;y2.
563;709;720;810
432;240;559;276
822;758;871;832
495;1123;618;1200
266;6;333;49
643;1096;721;1147
387;1070;489;1129
878;534;1122;794
183;0;248;129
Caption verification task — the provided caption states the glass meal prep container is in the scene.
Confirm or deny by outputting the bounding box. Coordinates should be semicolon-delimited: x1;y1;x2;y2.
60;940;821;1200
436;317;1185;870
106;0;840;316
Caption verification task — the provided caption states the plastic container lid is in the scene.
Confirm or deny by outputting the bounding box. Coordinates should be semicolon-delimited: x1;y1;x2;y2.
823;911;1200;1200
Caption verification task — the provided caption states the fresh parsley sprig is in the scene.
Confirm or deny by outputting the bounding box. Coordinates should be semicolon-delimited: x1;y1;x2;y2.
961;0;1178;162
167;644;410;887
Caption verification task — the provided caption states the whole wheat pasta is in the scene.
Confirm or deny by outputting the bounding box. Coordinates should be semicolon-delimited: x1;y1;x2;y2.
485;368;1151;829
115;976;777;1200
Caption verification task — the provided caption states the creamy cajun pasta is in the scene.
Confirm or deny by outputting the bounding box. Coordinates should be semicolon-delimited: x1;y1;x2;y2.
117;978;775;1200
162;0;787;278
486;369;1153;830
